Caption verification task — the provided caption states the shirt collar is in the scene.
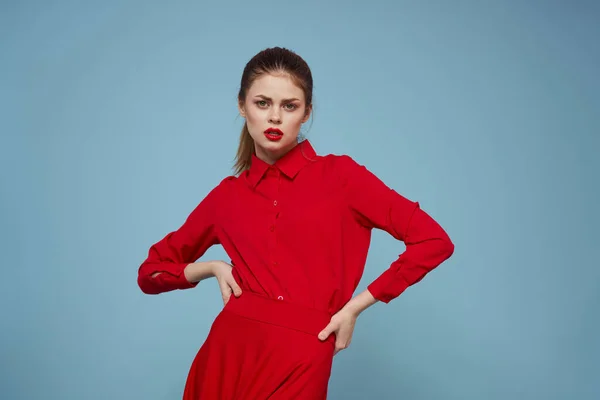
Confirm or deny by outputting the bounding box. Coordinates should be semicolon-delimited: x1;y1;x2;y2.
246;139;317;188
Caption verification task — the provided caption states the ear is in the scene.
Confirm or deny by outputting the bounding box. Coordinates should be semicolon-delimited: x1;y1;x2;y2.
238;100;246;118
301;104;312;123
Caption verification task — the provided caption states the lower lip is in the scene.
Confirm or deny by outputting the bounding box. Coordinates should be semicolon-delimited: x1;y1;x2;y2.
264;132;283;141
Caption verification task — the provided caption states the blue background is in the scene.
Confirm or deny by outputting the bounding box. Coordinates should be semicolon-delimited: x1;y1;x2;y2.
1;1;598;399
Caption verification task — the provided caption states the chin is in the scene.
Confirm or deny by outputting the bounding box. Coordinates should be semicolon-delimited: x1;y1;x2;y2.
256;136;298;152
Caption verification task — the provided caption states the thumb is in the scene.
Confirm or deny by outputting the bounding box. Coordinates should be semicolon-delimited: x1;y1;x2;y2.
318;323;334;341
229;279;242;297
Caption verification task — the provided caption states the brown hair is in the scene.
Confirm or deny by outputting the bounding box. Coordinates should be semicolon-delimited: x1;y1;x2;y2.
234;47;314;175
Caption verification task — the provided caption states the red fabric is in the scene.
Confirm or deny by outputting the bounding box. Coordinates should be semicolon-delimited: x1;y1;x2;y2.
183;291;335;399
138;139;454;313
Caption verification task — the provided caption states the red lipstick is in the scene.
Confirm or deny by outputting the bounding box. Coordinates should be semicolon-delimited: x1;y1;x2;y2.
264;127;284;141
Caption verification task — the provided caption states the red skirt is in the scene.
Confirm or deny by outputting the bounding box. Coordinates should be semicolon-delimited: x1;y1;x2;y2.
183;291;336;399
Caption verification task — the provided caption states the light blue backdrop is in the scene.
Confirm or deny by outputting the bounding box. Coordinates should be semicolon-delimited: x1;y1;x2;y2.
1;1;598;399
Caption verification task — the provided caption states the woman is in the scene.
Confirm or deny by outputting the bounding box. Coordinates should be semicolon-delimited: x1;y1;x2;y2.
137;47;454;399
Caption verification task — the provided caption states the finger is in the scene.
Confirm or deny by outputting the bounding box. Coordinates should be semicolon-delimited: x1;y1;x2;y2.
338;325;353;345
228;279;243;297
223;290;232;305
318;322;336;341
220;282;232;296
336;327;353;351
334;344;347;356
335;339;349;352
335;330;347;350
220;283;232;304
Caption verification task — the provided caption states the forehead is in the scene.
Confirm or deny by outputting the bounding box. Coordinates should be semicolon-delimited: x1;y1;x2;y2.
248;73;305;101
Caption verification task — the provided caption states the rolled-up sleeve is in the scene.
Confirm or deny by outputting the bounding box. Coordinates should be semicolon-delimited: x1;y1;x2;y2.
137;184;222;295
337;155;455;303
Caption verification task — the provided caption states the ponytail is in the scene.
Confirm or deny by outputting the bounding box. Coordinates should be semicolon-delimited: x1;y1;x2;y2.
233;121;254;175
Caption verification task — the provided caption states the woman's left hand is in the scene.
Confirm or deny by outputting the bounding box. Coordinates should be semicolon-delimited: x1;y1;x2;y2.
318;307;358;355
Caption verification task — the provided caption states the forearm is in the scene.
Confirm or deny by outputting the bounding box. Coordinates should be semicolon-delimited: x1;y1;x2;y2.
183;261;216;283
344;288;378;316
151;261;216;282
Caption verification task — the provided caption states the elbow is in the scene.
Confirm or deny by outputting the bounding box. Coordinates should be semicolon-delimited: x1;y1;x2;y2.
138;276;158;295
137;267;161;295
442;236;455;260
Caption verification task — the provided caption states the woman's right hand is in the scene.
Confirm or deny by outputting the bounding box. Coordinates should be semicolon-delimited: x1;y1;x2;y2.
211;260;243;306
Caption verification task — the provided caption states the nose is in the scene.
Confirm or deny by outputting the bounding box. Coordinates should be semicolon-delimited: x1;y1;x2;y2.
268;109;281;124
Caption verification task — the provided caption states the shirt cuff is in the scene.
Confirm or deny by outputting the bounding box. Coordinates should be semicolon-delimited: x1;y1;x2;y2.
173;263;199;290
367;266;410;304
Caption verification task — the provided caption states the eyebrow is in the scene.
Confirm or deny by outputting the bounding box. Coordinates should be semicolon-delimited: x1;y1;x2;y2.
254;94;301;102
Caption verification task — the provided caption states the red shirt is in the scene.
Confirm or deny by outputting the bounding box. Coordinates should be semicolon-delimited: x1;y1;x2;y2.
137;140;454;314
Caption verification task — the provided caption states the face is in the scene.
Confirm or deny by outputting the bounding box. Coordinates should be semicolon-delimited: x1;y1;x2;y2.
238;73;311;164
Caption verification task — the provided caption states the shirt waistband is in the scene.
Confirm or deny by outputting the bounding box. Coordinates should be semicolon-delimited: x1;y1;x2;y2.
223;291;334;341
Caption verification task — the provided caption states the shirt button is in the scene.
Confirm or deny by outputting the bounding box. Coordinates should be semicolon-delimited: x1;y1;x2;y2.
273;200;278;206
277;295;284;301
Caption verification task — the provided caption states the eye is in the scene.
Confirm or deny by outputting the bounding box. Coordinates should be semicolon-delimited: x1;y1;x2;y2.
256;100;268;107
284;103;298;110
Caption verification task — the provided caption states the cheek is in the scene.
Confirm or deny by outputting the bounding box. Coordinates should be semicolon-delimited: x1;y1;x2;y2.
245;109;261;125
284;117;303;131
244;111;263;135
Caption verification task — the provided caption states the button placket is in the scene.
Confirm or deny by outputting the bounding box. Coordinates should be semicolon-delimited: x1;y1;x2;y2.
268;171;281;268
